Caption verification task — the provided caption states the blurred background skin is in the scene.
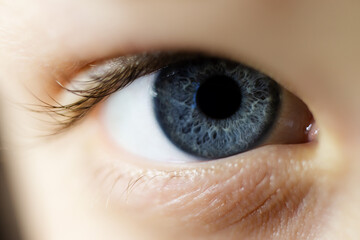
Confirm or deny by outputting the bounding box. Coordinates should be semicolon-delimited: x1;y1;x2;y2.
0;135;22;240
0;0;360;239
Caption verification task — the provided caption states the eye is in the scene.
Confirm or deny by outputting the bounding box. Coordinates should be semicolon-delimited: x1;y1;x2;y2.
102;55;313;162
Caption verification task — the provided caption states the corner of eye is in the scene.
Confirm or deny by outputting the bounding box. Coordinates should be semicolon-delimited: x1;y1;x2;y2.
313;129;346;178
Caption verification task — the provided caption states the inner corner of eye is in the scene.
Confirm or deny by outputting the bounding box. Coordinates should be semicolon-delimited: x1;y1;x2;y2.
101;55;315;163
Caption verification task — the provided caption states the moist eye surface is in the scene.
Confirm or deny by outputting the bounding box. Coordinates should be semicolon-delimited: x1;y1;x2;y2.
153;57;281;159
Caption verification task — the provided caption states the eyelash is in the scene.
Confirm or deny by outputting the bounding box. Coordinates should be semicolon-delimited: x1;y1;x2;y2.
39;51;204;132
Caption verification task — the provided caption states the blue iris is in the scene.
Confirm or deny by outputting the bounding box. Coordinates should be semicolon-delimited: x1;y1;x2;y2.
153;58;281;159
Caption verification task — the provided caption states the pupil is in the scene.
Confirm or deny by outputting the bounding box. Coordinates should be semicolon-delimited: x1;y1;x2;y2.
196;75;241;119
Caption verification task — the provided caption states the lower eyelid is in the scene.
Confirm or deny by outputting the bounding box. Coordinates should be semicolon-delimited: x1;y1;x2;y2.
86;118;319;236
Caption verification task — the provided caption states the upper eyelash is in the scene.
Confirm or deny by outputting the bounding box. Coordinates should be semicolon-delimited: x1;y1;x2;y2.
36;51;203;132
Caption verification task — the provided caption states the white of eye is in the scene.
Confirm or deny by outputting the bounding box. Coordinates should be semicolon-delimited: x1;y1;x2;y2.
101;72;197;163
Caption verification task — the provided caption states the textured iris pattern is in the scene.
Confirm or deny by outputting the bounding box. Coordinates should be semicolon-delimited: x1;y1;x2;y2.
153;58;281;159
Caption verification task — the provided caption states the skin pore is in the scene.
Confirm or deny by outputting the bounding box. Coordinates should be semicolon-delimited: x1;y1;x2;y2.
1;0;360;239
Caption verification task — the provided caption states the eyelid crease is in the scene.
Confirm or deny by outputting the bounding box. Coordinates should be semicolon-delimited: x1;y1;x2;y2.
38;51;204;132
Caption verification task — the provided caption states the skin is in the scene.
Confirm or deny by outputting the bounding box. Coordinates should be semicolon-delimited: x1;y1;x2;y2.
0;0;360;239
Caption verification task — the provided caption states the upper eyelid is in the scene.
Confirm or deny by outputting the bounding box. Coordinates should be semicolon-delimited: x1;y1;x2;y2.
64;52;195;98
